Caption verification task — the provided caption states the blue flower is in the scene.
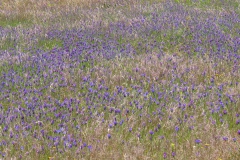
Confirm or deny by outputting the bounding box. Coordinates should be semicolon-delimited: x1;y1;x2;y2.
222;137;228;141
163;152;167;159
149;130;154;135
175;126;179;132
88;145;92;151
233;138;237;142
195;139;201;144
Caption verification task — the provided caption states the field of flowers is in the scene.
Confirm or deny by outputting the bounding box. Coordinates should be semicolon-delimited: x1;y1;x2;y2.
0;0;239;159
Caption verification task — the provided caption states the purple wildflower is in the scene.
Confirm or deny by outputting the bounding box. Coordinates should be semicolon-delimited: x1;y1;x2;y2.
175;126;179;132
236;119;240;125
223;110;227;115
222;137;228;141
88;145;92;151
163;152;167;159
149;130;154;135
195;139;202;144
233;138;237;142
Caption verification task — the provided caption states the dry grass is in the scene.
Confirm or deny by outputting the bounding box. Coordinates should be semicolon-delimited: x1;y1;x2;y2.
87;52;240;91
0;0;139;19
0;0;165;29
0;0;113;28
1;0;110;13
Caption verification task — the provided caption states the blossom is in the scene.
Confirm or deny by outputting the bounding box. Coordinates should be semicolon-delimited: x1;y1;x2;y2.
171;143;175;149
233;138;237;142
222;137;228;141
163;152;167;159
195;139;202;144
88;145;92;151
175;126;179;132
149;130;154;135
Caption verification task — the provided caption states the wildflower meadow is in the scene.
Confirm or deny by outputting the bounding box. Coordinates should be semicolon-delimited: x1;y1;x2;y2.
0;0;239;159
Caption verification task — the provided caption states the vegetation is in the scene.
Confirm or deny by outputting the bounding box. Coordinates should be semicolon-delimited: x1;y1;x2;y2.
0;0;239;159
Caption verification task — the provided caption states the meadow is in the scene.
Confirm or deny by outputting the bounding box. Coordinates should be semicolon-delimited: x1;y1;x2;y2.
0;0;239;159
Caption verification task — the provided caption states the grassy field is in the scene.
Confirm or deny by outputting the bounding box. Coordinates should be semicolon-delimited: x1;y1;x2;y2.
0;0;239;159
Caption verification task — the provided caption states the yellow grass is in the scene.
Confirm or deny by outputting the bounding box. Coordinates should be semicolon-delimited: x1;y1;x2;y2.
0;0;116;24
